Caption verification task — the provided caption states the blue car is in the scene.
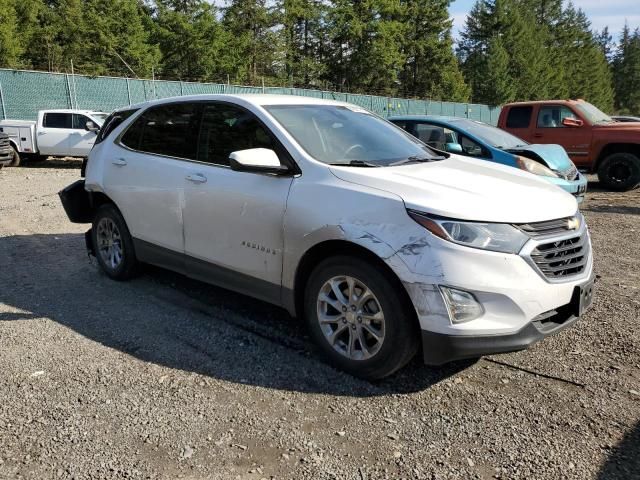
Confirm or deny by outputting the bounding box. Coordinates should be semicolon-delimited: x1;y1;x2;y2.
389;116;587;202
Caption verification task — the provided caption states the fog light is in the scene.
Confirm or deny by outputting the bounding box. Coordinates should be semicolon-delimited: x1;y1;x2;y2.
439;286;484;324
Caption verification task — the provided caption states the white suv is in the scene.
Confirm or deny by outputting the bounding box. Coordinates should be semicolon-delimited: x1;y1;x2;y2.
60;95;595;379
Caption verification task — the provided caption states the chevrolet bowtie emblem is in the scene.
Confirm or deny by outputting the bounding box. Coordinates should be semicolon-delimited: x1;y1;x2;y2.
567;217;580;230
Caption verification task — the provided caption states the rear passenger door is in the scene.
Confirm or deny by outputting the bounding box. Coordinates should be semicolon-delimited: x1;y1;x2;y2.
38;112;72;155
182;102;295;302
503;106;534;142
104;102;200;255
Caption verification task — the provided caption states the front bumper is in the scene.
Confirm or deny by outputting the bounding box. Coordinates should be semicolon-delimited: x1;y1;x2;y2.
0;149;12;166
548;172;588;203
421;274;593;364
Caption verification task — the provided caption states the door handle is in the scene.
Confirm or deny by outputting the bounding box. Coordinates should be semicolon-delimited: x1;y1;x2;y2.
186;173;207;184
37;132;46;136
112;158;127;166
533;133;543;138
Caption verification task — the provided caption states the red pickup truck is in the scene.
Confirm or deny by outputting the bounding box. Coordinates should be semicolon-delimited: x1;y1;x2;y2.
498;99;640;191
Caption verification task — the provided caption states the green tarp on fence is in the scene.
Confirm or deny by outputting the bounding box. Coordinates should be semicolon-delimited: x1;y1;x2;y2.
0;68;501;125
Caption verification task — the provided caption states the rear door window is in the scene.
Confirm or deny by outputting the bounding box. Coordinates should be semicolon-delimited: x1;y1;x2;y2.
506;106;532;128
43;113;72;129
121;103;201;160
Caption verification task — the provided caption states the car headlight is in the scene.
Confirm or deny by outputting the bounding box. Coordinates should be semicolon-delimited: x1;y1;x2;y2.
408;211;529;254
516;156;559;178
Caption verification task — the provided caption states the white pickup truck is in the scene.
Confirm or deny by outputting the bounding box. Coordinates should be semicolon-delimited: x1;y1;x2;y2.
0;109;108;166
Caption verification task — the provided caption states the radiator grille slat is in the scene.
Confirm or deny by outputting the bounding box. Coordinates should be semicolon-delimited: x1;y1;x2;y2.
517;217;575;238
530;233;589;279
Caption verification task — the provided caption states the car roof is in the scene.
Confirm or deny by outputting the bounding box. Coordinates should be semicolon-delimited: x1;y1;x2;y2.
503;99;587;107
388;115;490;126
120;94;352;112
42;109;106;114
388;115;466;122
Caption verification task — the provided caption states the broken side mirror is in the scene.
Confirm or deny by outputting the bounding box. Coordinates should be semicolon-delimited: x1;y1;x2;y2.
229;148;290;175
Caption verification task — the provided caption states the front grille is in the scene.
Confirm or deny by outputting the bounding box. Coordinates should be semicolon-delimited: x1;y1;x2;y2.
530;233;589;279
0;135;9;148
517;217;576;238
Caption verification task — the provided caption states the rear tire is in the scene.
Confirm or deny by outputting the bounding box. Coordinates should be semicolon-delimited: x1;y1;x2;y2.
304;255;419;380
9;147;20;167
91;204;138;280
597;152;640;191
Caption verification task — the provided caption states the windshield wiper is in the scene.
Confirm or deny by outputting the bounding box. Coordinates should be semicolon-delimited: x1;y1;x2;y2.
329;160;380;167
389;155;445;166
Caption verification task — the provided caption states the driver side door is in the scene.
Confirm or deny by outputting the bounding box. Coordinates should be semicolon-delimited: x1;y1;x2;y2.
68;114;99;157
182;102;295;303
532;105;592;168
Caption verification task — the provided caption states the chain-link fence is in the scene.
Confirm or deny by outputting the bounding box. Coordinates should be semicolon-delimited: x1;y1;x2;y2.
0;68;501;124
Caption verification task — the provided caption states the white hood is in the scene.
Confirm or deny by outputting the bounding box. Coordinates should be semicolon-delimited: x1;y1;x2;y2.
329;156;578;223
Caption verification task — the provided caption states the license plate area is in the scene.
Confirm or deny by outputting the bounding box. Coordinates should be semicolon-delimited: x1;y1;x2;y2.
576;278;595;316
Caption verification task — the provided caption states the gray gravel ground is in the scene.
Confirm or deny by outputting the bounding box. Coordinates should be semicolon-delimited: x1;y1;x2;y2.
0;159;638;480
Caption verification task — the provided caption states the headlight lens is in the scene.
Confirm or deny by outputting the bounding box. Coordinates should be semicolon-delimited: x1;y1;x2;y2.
408;211;529;254
516;156;559;178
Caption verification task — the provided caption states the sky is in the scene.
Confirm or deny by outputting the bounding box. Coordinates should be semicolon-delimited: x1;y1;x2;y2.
449;0;640;39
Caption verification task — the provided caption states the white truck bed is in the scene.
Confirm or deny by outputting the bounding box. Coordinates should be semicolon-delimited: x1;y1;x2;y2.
0;120;36;154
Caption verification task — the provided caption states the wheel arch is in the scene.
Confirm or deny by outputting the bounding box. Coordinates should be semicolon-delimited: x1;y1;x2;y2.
596;143;640;170
290;239;416;324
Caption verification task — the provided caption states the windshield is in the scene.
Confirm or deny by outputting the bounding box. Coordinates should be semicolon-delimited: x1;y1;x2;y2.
449;119;528;149
574;102;612;124
265;105;438;166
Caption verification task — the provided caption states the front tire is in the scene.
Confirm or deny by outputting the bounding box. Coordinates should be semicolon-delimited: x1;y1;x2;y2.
91;204;138;280
597;152;640;191
304;256;419;380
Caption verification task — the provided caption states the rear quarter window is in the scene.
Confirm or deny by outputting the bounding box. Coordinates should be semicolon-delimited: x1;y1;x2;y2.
506;106;532;128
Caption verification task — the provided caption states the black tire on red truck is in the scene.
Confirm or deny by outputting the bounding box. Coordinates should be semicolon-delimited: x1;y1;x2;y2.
597;152;640;191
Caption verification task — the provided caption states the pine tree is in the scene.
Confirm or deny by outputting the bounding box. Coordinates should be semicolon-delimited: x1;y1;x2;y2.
596;26;614;63
458;0;551;103
153;0;236;82
222;0;277;84
399;0;470;101
476;36;515;105
613;25;640;114
0;0;25;68
555;4;613;111
278;0;326;87
325;0;406;94
84;0;159;77
459;0;614;109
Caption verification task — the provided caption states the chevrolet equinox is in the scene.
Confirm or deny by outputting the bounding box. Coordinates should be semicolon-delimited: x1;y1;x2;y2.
60;95;595;379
